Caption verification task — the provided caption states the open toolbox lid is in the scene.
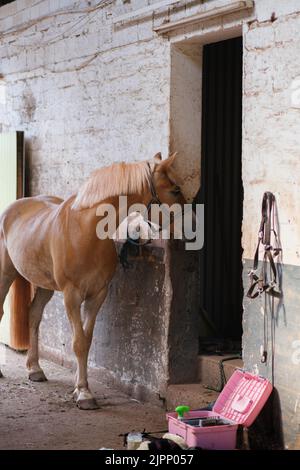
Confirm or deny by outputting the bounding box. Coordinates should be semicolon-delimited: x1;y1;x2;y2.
213;369;273;427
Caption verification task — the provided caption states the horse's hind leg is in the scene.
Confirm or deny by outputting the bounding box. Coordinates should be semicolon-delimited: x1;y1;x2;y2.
0;277;15;378
26;287;53;382
0;237;18;377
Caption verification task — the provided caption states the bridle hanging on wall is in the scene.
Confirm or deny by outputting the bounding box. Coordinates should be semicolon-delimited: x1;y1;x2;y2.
247;192;283;374
247;192;282;300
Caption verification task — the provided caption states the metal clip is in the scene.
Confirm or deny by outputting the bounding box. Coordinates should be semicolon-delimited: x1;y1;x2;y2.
261;351;267;363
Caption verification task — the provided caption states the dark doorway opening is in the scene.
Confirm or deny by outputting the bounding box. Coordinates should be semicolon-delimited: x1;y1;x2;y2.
198;36;243;350
0;1;15;7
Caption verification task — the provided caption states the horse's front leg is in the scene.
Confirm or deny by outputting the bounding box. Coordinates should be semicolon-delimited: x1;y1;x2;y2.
64;286;107;410
64;287;94;409
82;286;108;352
74;287;108;407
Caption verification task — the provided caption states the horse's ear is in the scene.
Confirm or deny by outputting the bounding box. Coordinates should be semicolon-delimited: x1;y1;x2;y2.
166;152;177;168
148;152;162;171
157;152;177;171
156;152;183;185
153;152;162;163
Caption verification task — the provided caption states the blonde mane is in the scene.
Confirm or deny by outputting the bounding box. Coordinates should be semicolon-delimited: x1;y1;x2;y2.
72;160;152;209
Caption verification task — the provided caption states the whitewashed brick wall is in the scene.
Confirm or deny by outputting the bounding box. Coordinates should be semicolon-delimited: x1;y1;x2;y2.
0;0;252;201
1;0;298;213
242;8;300;266
1;1;300;446
0;0;172;198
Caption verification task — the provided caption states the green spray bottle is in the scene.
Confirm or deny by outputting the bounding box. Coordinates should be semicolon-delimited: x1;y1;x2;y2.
175;405;190;420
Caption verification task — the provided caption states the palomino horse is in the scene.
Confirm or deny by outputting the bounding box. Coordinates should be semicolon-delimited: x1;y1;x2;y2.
0;152;185;409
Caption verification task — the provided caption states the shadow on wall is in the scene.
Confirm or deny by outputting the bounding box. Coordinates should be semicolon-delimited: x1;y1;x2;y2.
248;388;284;450
247;195;285;449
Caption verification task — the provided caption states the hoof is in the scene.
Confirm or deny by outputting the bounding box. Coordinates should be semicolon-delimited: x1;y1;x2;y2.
76;398;99;410
29;370;48;382
73;388;99;410
0;369;3;378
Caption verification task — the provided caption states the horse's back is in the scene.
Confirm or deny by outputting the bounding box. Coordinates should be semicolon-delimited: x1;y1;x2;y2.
0;195;63;229
0;195;64;290
32;195;63;206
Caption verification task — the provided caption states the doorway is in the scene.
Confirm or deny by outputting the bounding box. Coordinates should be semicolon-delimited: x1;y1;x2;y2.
0;131;25;346
198;36;243;348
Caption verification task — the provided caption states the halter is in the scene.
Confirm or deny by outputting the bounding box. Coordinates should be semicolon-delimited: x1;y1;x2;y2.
247;191;283;374
118;164;162;267
146;162;162;209
126;163;162;246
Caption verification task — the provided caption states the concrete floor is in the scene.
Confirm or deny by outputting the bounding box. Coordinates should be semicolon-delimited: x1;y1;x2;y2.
0;345;167;450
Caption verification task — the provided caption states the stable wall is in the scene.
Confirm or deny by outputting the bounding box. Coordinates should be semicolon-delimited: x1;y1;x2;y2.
0;0;204;401
242;9;300;449
1;0;300;448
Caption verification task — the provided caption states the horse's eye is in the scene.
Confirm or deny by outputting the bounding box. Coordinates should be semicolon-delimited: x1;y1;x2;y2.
170;186;181;196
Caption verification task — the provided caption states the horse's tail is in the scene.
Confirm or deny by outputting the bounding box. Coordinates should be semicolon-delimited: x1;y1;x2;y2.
10;275;33;350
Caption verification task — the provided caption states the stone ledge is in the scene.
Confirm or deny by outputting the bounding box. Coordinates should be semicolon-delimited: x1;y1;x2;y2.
166;383;218;411
114;239;166;263
197;355;243;391
39;343;164;406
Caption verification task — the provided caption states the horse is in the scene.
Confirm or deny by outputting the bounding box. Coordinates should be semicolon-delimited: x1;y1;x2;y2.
0;152;186;409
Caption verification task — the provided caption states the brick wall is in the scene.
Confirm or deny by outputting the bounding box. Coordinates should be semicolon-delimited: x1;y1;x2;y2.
242;7;300;449
1;0;300;448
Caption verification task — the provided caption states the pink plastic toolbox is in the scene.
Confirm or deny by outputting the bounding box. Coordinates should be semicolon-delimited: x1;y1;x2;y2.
167;370;273;450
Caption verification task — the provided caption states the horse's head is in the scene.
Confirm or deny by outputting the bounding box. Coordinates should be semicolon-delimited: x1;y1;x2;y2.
146;152;197;241
150;152;186;207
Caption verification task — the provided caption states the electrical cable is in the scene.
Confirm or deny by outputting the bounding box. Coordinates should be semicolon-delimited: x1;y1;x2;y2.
0;0;113;38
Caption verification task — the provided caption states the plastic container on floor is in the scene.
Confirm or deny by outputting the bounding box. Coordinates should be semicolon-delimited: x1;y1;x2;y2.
167;369;273;450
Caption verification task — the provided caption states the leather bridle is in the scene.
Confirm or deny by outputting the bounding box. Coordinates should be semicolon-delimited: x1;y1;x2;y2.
118;165;162;265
